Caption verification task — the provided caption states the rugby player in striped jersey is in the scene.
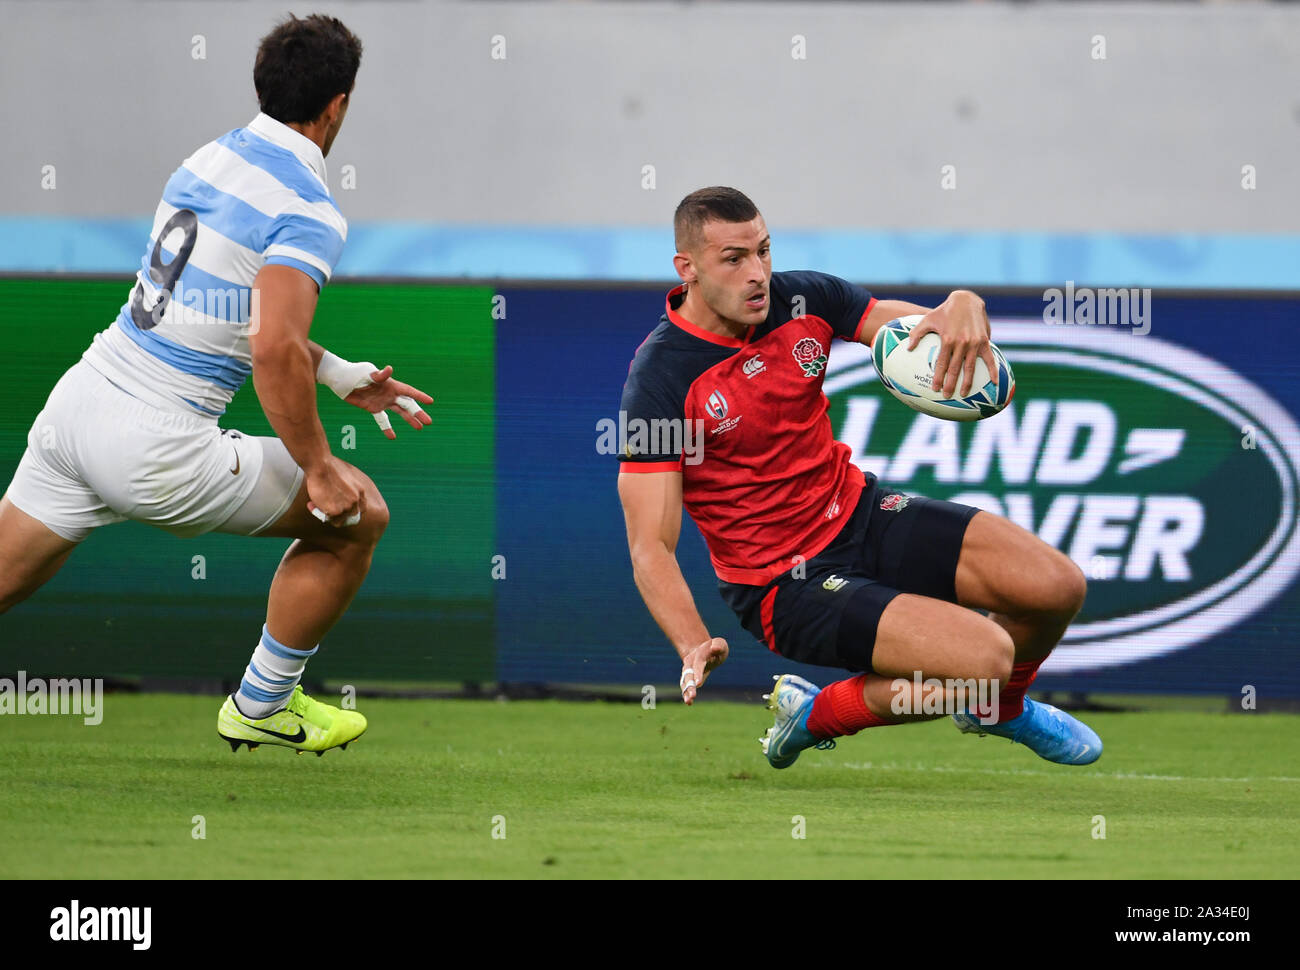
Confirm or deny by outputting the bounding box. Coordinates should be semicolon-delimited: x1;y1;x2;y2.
0;15;432;755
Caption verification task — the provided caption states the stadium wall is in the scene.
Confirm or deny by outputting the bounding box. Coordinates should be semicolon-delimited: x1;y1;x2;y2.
1;1;1298;285
3;277;1299;698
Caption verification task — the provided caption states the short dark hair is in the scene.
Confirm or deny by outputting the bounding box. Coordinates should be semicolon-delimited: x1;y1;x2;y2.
254;14;362;124
674;186;760;251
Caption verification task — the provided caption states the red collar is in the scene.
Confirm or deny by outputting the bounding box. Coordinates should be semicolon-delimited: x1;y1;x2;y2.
665;284;753;348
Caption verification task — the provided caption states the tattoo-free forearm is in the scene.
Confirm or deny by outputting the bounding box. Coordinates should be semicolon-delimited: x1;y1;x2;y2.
630;544;712;661
252;340;332;476
859;299;932;345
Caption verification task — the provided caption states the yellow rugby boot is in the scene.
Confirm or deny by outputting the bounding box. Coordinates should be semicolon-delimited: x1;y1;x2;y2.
217;685;366;756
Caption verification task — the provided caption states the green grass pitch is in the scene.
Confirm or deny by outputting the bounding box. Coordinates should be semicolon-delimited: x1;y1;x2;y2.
2;694;1295;879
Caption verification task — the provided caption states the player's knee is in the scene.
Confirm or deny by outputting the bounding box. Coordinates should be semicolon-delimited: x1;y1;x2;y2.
971;622;1015;684
369;488;390;538
354;486;389;547
1039;552;1087;618
1009;547;1087;620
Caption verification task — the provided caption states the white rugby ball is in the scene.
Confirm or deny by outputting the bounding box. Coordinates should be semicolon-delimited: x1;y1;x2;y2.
870;314;1015;422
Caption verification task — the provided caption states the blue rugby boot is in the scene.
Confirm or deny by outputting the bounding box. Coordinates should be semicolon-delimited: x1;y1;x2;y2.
953;696;1102;765
760;674;837;770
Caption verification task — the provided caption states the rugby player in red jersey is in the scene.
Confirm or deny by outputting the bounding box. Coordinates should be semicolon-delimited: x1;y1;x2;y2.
617;187;1101;768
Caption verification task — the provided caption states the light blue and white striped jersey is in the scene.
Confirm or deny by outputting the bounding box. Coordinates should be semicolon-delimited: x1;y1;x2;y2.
81;113;348;417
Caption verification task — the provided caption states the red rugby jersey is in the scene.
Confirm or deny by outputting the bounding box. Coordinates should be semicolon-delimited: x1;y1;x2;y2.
619;270;876;585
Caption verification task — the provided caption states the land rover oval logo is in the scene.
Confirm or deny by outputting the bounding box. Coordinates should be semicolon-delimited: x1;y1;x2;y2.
824;321;1300;673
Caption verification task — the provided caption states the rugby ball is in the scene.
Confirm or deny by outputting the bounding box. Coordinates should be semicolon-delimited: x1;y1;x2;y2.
871;314;1015;422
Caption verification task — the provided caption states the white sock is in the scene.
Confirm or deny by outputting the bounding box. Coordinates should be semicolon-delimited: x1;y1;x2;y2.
234;625;318;719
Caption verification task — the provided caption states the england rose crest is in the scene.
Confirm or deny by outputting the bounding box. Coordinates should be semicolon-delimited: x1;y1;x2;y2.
792;337;827;378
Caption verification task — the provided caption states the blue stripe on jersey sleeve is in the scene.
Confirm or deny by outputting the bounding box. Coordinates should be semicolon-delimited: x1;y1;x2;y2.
265;212;345;276
217;128;339;210
114;306;252;391
263;254;327;288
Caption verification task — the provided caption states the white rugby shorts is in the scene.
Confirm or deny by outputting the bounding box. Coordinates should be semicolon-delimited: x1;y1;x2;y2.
4;360;303;542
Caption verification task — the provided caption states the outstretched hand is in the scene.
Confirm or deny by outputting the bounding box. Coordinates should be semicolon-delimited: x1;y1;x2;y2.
343;365;434;439
679;636;730;705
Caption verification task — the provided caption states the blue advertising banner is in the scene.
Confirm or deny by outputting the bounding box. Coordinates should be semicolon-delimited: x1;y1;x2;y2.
495;284;1300;697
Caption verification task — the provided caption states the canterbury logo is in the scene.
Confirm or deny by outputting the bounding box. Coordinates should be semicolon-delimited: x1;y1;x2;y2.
742;354;766;378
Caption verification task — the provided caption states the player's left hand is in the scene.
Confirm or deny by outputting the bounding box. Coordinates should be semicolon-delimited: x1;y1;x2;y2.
679;636;729;706
343;365;434;439
907;290;996;399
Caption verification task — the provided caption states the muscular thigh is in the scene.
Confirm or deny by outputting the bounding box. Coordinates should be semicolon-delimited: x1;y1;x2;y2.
0;495;79;605
726;484;993;675
954;511;1087;617
807;487;1013;681
871;592;1013;684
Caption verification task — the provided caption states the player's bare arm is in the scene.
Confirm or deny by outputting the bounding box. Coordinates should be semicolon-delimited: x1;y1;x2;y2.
250;264;363;526
617;469;729;704
856;299;931;345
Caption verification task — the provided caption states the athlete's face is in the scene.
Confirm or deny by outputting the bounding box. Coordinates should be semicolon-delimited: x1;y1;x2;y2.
683;217;772;328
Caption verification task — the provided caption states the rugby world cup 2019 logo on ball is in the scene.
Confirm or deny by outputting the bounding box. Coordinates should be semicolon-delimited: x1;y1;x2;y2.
793;337;828;378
